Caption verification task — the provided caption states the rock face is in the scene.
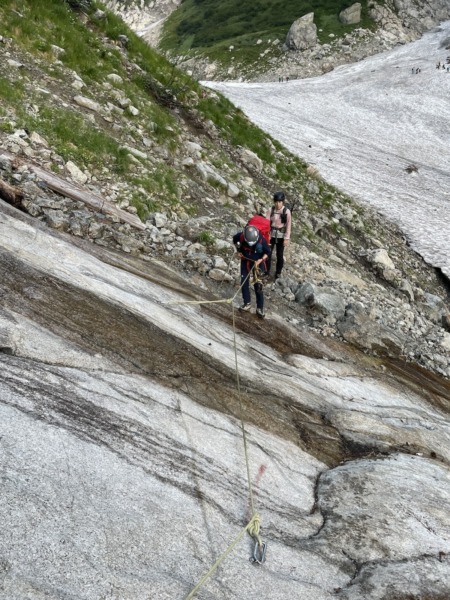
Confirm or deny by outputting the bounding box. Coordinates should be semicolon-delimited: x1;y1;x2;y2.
1;202;450;599
104;0;183;45
285;13;318;51
390;0;450;33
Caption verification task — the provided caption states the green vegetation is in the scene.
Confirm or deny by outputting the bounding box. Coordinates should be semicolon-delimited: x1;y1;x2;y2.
160;0;376;70
0;65;133;173
129;164;180;220
0;0;192;108
0;0;348;225
0;0;190;213
197;95;276;163
30;106;135;174
0;0;297;191
0;0;303;179
0;76;25;104
321;192;335;207
197;231;216;246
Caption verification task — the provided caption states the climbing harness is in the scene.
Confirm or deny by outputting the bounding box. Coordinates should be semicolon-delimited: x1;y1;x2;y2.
249;261;266;286
168;266;267;598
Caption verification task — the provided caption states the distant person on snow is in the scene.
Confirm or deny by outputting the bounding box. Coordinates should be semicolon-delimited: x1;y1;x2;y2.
266;191;292;280
233;225;271;318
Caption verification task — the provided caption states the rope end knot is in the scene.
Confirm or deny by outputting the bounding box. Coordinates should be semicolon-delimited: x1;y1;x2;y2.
247;513;267;565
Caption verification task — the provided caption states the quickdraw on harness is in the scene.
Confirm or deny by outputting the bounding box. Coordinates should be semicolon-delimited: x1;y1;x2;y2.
250;263;265;286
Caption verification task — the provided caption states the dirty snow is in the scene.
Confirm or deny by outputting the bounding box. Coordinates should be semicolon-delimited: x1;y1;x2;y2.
205;22;450;279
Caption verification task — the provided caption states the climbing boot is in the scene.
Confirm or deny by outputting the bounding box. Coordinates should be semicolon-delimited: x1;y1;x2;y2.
239;303;251;312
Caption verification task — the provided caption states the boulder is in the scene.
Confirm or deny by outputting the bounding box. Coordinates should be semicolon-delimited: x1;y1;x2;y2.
337;302;405;355
239;148;263;172
195;161;227;187
418;292;448;325
65;160;88;185
368;248;395;270
295;283;346;319
73;95;102;113
286;13;317;51
339;3;362;25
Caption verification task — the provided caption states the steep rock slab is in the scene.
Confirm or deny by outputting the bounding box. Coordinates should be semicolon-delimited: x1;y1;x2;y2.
1;205;450;597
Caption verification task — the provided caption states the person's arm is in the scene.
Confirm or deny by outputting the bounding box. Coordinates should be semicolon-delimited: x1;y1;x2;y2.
284;210;292;244
255;238;272;266
256;252;268;266
233;232;244;257
256;238;272;264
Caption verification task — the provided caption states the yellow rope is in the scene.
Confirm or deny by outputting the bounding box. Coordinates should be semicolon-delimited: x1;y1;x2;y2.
168;260;256;306
165;257;266;597
185;513;261;600
247;512;263;547
232;303;255;515
167;298;233;305
250;266;264;286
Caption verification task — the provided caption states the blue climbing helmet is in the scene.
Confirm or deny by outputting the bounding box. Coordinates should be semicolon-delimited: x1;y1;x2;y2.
244;225;259;246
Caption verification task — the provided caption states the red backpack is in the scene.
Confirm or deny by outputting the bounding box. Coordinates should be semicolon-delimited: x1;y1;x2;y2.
247;214;270;244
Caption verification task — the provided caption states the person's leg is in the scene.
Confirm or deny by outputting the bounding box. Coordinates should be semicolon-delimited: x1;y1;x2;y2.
259;258;268;279
267;238;275;274
254;282;264;310
240;261;251;305
275;239;285;277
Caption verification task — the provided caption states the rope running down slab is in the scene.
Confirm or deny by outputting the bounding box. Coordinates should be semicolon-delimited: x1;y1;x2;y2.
169;264;267;597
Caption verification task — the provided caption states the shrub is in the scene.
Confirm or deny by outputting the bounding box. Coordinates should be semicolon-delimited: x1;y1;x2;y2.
197;231;216;246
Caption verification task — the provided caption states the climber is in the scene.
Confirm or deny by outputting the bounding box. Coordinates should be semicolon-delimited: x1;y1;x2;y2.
266;191;292;280
233;225;271;318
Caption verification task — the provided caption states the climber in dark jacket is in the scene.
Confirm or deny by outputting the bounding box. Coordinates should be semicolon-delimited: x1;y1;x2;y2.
233;225;271;319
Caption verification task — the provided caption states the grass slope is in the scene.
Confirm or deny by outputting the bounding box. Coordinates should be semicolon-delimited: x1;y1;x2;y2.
0;0;312;219
160;0;376;70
